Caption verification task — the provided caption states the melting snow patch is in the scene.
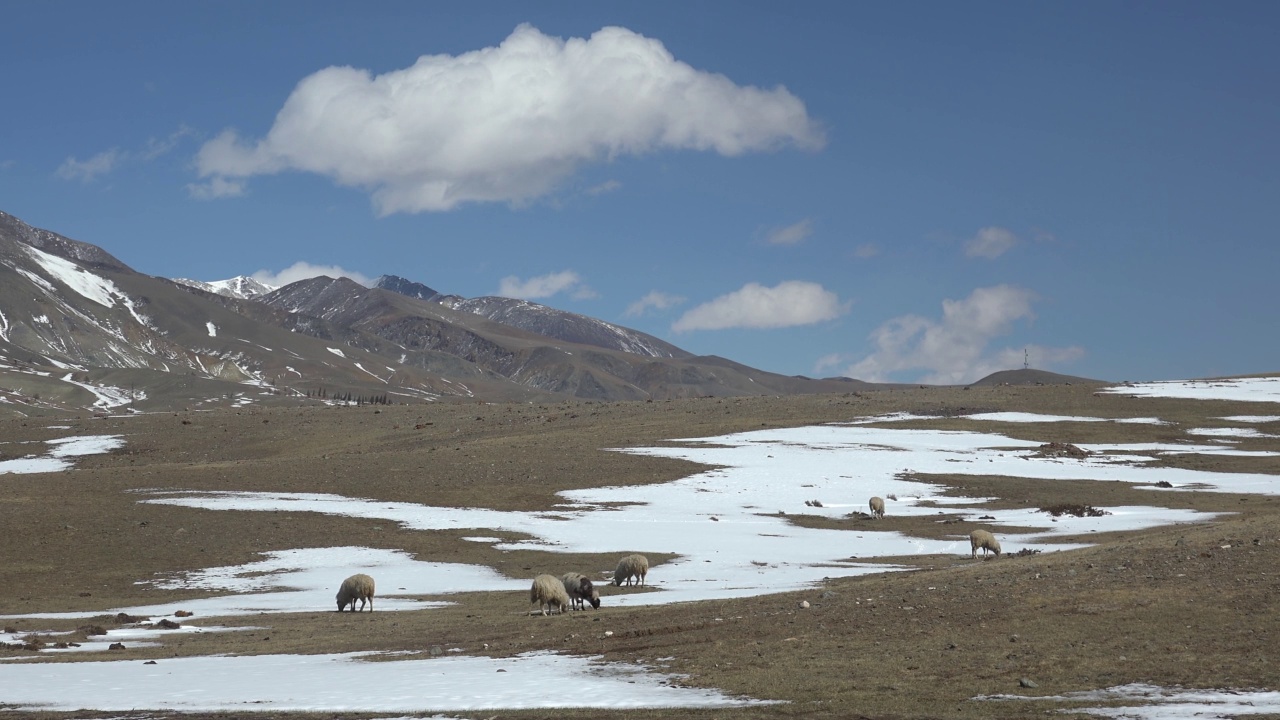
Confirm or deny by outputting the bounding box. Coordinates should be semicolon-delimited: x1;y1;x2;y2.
1219;415;1280;423
327;347;346;358
206;321;217;337
0;650;769;712
976;683;1280;718
0;435;123;475
1188;427;1279;439
966;412;1169;425
1101;377;1280;404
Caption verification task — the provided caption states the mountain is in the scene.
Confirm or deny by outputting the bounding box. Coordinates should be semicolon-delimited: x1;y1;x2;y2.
373;274;438;301
0;210;866;415
971;369;1103;386
172;276;276;300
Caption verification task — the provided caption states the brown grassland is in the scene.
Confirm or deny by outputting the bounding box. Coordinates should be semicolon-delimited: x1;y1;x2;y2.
1;382;1278;719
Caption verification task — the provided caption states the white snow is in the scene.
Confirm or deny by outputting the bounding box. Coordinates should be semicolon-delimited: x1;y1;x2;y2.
0;435;123;475
1101;377;1280;403
206;321;217;337
966;412;1169;425
1219;415;1280;423
977;683;1280;718
0;650;764;712
1188;427;1279;439
327;347;346;358
22;243;118;307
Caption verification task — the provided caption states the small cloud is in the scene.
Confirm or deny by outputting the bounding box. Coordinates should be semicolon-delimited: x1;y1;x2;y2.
187;177;247;199
853;243;879;259
965;226;1018;259
586;179;622;196
0;159;15;170
672;280;849;332
764;219;813;246
497;270;592;300
251;261;373;288
813;352;849;375
1031;227;1057;244
56;149;124;183
142;125;196;160
839;284;1084;384
625;290;686;317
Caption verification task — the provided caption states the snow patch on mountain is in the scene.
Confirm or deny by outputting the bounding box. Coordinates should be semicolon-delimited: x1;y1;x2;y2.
174;276;277;300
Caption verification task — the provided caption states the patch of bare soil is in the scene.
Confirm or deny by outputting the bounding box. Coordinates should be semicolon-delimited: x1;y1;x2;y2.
1;383;1278;719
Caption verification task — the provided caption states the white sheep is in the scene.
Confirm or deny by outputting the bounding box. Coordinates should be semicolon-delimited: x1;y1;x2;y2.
530;574;570;616
869;496;886;519
336;573;375;612
612;554;649;587
561;572;601;610
969;529;1002;559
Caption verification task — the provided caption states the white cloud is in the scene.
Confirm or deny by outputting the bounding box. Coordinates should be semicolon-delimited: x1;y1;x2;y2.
142;125;196;160
194;24;824;215
56;149;124;183
252;261;373;288
672;281;849;332
765;219;813;246
853;243;879;259
841;284;1084;384
497;270;593;300
625;290;686;317
187;176;247;199
965;226;1018;259
586;179;622;196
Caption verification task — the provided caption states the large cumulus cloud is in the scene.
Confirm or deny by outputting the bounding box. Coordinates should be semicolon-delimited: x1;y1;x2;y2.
194;24;824;214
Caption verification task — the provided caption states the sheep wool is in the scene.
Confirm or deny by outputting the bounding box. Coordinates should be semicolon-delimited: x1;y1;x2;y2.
530;574;570;616
561;572;602;610
869;496;886;519
336;573;376;612
969;529;1002;559
612;553;649;587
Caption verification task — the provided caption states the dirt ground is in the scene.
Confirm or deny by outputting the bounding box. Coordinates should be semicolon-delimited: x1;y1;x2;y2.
2;383;1279;719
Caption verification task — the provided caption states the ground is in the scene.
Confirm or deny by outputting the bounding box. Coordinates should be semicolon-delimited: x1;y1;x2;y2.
1;382;1278;719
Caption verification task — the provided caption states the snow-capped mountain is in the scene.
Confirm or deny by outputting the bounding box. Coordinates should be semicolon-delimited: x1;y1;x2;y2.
172;276;276;300
0;210;866;414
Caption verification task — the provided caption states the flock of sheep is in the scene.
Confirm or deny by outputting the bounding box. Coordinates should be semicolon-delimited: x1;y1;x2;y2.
335;500;1002;615
334;554;651;616
869;496;1003;559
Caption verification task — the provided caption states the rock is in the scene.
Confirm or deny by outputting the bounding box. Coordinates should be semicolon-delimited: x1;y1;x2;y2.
799;600;810;609
1019;677;1038;688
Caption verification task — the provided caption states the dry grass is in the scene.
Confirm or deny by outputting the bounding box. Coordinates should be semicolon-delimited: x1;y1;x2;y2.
2;383;1279;719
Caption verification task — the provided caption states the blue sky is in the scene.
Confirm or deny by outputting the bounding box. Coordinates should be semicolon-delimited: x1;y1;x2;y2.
3;1;1277;384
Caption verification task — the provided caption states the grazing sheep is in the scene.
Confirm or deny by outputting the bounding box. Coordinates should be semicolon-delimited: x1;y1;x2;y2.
336;573;375;612
612;554;649;587
969;529;1002;559
530;574;570;616
561;572;601;610
869;496;886;519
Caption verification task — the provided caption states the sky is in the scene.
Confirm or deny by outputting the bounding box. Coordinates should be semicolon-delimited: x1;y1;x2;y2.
2;1;1277;384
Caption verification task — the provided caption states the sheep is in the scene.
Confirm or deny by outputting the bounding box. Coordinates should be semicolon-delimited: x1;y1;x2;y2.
869;496;886;519
336;573;375;612
969;529;1002;559
612;554;649;587
530;574;570;616
561;572;601;610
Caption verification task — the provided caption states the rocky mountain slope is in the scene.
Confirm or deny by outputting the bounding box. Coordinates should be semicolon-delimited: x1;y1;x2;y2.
0;210;867;415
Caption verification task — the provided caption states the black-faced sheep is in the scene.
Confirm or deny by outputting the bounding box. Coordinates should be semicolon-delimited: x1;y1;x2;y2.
969;529;1002;559
336;573;375;612
869;496;886;519
612;553;649;587
561;572;601;610
530;574;570;616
